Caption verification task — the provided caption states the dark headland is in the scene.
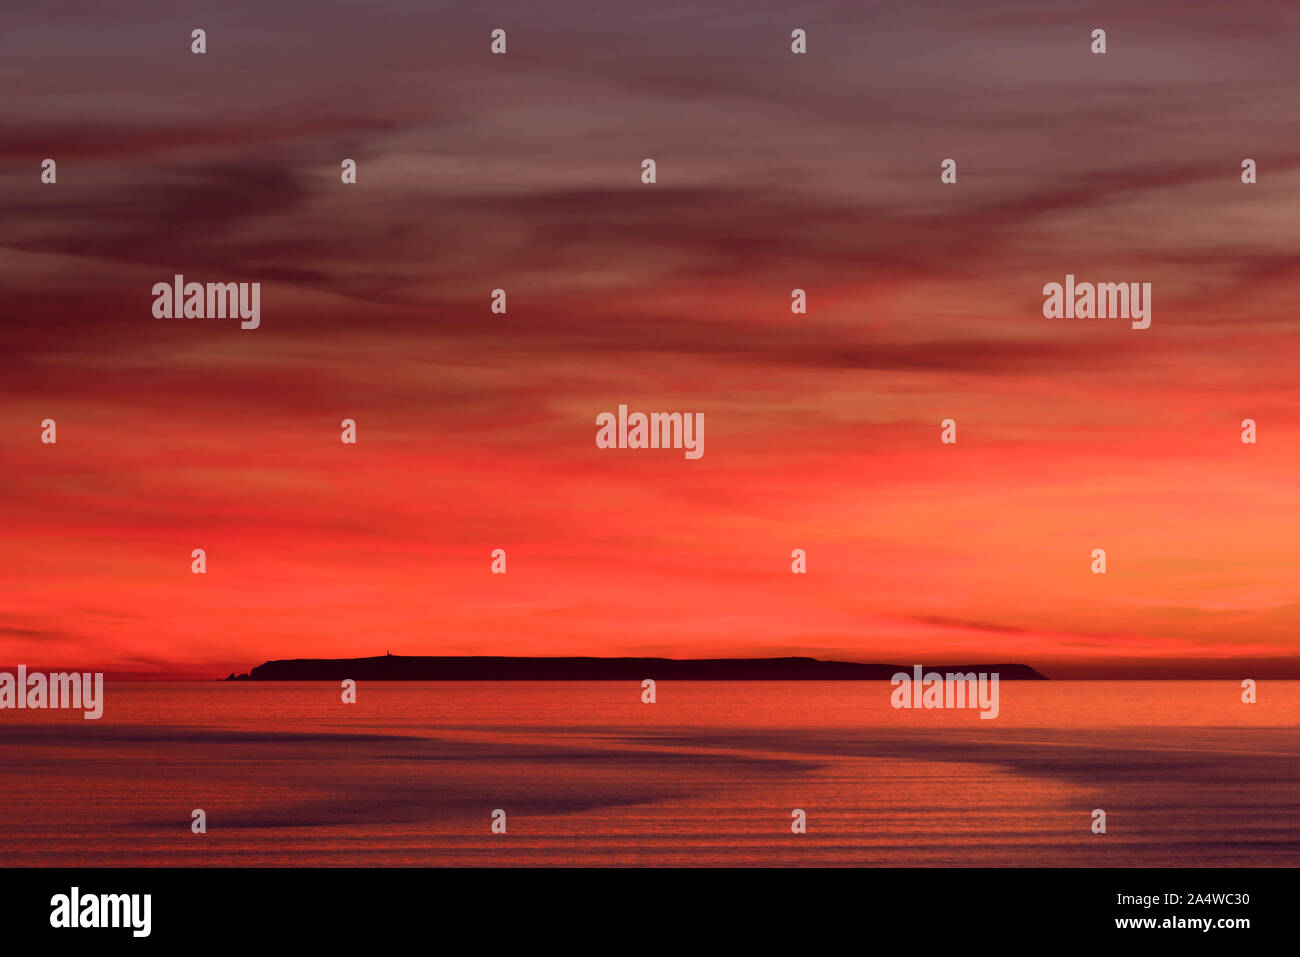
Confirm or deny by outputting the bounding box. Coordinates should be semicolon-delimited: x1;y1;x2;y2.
225;656;1047;681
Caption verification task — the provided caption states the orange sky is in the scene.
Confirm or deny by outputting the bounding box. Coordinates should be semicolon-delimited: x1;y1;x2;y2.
2;1;1299;677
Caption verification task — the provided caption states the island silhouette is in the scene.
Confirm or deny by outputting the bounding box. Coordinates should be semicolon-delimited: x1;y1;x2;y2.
224;655;1048;681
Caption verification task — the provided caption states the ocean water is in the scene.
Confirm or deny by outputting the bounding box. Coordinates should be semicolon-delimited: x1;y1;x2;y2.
0;681;1296;866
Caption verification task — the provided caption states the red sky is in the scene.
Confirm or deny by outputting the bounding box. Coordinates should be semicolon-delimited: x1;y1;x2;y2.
3;1;1300;678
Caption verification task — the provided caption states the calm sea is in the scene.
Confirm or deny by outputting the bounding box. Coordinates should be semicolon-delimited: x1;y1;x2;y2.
1;681;1296;866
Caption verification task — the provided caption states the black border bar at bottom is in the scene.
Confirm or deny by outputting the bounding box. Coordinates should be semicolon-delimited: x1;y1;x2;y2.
0;867;1282;945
